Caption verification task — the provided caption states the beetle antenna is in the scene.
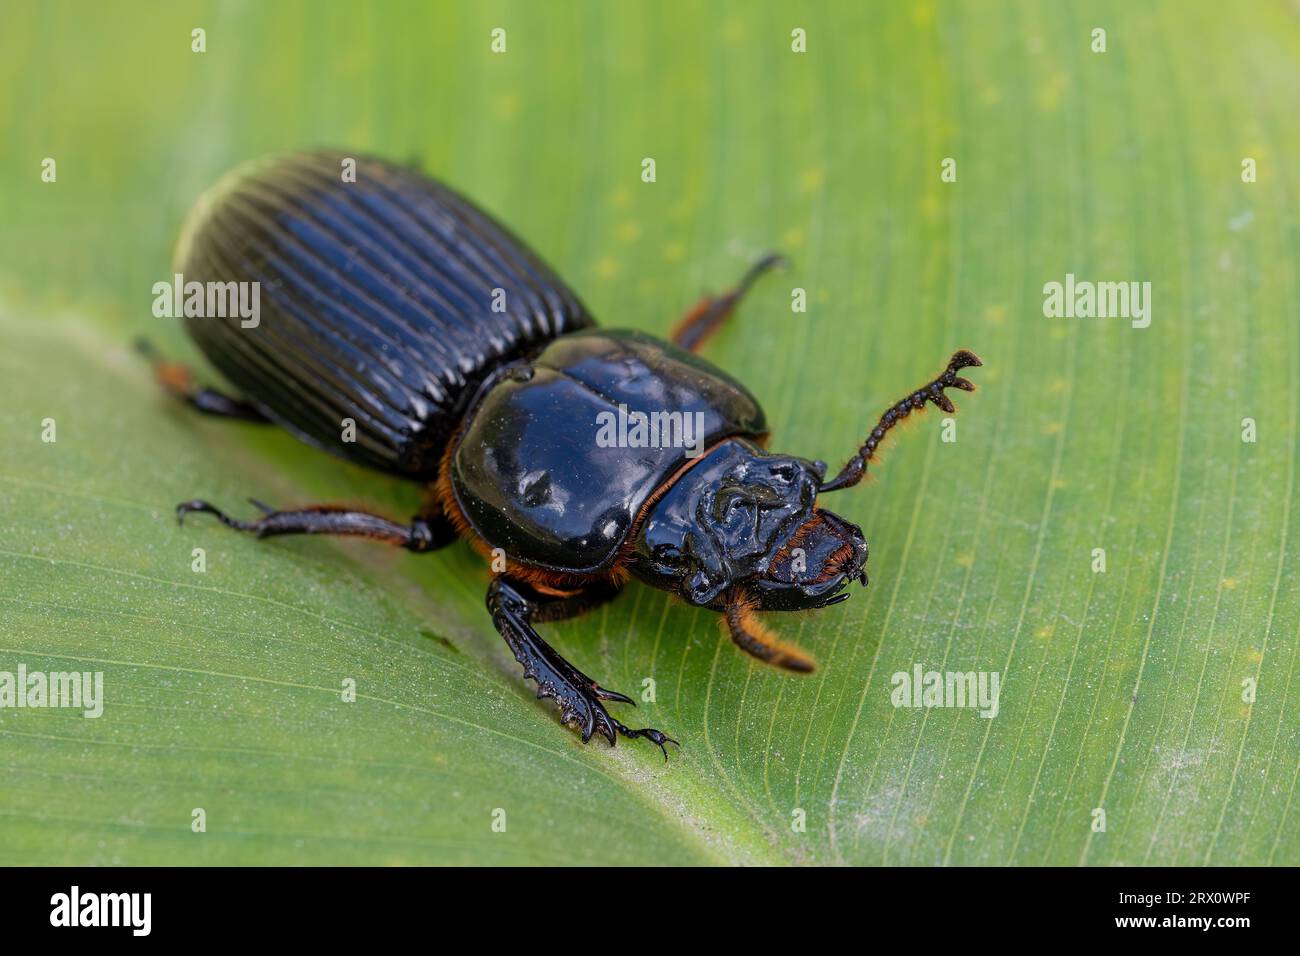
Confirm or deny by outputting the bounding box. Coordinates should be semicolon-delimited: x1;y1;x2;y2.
820;349;982;493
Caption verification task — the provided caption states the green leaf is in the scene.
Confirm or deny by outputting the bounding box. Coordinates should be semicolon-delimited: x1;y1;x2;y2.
1;0;1296;866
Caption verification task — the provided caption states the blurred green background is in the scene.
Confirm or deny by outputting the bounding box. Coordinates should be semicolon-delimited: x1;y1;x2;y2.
0;0;1296;865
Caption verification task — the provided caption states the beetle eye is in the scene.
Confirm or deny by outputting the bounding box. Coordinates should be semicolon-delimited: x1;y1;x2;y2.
772;462;798;483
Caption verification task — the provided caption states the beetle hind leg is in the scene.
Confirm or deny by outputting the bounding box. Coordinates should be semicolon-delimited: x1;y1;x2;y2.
136;338;270;422
487;577;678;759
177;498;457;552
669;252;786;353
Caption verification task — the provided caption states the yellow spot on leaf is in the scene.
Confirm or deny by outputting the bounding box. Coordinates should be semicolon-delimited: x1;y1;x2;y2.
494;92;520;121
800;167;825;193
1036;72;1068;111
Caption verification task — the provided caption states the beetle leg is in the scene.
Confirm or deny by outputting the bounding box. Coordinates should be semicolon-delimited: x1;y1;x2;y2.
176;498;457;552
723;591;816;673
669;252;787;353
528;580;624;623
486;577;678;759
820;349;983;493
135;338;270;422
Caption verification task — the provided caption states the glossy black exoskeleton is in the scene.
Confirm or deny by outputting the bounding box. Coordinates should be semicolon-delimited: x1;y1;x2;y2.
145;151;982;757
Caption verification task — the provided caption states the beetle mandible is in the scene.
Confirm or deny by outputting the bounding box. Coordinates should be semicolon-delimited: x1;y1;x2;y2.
143;151;982;757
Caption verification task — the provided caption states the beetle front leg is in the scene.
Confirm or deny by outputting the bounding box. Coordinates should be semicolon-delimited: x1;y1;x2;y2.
486;577;678;758
669;252;786;353
177;498;457;552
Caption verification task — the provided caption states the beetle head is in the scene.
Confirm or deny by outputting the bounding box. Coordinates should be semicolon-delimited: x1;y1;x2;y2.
630;438;867;610
746;506;868;610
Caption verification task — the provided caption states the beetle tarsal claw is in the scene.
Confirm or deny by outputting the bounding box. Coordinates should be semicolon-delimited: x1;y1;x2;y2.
612;725;680;762
487;579;676;757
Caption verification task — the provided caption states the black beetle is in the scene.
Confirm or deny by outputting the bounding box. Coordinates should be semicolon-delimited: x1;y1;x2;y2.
143;151;981;757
